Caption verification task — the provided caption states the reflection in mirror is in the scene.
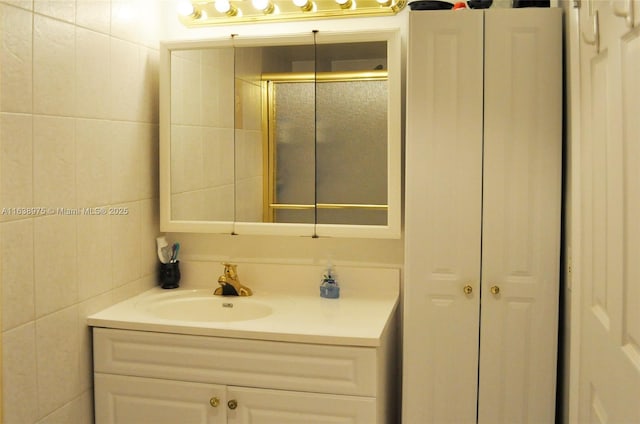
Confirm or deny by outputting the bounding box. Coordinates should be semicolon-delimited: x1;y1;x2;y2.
235;43;317;224
262;42;388;226
169;47;235;222
315;72;387;226
266;79;315;224
160;31;401;237
233;46;267;223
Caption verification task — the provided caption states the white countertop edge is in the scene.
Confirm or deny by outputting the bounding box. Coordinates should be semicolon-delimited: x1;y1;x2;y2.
87;284;399;348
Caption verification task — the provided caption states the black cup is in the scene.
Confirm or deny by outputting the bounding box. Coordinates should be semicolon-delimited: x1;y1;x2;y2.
158;261;181;289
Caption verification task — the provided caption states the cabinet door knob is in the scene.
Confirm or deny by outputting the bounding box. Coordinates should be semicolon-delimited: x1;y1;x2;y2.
463;285;473;295
228;399;238;410
490;285;500;295
209;397;220;408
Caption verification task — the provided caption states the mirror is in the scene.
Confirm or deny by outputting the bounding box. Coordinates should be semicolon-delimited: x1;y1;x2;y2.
160;31;401;238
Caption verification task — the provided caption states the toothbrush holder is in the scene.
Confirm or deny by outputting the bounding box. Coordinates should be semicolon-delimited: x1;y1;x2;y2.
158;261;181;289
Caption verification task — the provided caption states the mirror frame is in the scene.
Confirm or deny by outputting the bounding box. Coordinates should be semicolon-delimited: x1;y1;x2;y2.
159;30;402;239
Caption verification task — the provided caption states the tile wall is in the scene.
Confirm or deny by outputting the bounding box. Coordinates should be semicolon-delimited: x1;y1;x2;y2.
170;48;236;221
0;1;162;422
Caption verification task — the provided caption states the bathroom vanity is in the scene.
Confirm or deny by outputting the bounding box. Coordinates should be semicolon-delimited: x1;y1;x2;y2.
88;265;399;424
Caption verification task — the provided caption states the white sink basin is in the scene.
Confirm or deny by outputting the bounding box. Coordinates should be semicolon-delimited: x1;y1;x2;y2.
136;290;273;322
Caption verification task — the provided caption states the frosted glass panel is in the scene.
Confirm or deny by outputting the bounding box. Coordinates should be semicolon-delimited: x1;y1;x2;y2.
316;80;388;225
273;82;315;224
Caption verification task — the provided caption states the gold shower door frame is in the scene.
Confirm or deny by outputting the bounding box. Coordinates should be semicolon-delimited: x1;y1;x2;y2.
261;70;389;223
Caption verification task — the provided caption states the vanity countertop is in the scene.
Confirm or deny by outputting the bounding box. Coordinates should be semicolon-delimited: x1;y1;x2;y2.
87;264;399;347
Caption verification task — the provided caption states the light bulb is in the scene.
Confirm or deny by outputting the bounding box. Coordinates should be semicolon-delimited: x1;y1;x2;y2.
252;0;268;9
176;0;202;18
215;0;231;13
335;0;353;7
293;0;314;10
252;0;275;13
176;0;195;16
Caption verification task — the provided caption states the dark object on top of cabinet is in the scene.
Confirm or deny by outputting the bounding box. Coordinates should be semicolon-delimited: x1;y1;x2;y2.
408;0;454;10
467;0;492;8
513;0;550;7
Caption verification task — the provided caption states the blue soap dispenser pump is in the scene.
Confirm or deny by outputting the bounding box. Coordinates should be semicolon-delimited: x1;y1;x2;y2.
320;261;340;299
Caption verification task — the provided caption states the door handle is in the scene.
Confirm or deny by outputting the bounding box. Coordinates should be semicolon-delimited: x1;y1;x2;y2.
463;284;473;295
490;285;500;295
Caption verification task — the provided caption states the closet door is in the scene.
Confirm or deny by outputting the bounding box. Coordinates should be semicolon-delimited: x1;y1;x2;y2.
403;10;484;424
478;9;562;424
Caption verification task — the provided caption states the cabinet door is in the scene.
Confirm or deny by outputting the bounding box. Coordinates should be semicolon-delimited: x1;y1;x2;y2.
226;386;376;424
403;10;484;424
479;8;562;424
94;373;227;424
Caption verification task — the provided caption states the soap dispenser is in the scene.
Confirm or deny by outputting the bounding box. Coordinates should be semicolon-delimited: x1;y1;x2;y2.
320;262;340;299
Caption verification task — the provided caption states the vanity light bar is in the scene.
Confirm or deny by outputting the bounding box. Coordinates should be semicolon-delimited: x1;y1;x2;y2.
178;0;406;26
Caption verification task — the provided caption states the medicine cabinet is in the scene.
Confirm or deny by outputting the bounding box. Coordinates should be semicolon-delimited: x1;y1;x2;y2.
159;30;401;238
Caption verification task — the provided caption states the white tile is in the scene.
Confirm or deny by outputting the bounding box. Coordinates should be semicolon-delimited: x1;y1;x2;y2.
0;113;33;222
33;115;76;210
170;53;201;126
111;121;152;203
140;198;160;278
33;15;76;116
1;219;35;331
76;0;111;34
2;0;34;10
111;0;160;47
111;273;155;303
0;4;33;113
171;190;204;221
2;323;38;424
110;121;138;203
110;201;141;287
170;125;203;194
76;28;111;119
138;123;159;200
34;214;78;317
38;394;84;424
203;186;234;221
34;0;76;23
242;80;262;131
109;37;140;121
77;212;112;301
35;305;81;417
201;49;235;129
139;46;159;124
203;128;234;187
76;118;112;207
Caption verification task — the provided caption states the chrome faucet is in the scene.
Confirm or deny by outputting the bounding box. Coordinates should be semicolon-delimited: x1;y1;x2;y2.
214;263;252;296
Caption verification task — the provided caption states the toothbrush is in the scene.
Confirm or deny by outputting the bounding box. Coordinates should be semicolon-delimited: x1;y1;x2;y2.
170;242;180;263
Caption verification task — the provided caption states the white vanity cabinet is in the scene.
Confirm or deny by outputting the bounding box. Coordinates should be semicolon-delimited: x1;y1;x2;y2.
95;374;227;423
93;327;394;424
403;8;562;424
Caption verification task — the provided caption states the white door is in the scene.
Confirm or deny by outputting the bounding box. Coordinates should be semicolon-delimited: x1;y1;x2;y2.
94;373;227;424
576;0;640;421
478;9;563;424
225;386;376;424
403;10;484;424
